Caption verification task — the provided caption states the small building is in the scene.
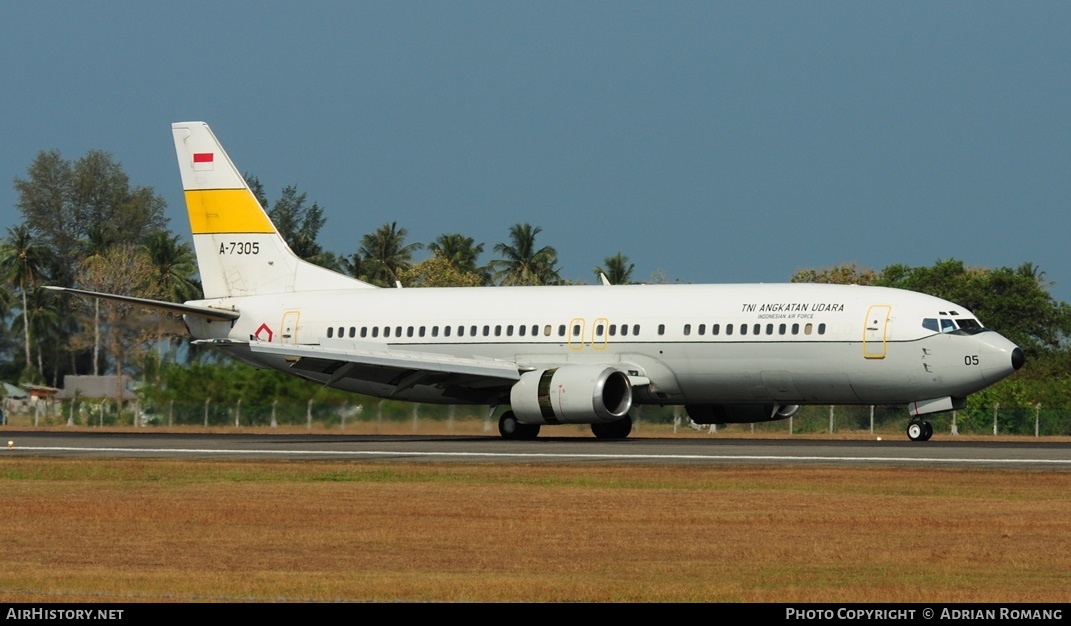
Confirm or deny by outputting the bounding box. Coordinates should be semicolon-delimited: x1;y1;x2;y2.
57;375;137;402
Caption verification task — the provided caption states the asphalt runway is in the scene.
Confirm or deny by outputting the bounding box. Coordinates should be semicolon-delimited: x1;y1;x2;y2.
2;430;1070;469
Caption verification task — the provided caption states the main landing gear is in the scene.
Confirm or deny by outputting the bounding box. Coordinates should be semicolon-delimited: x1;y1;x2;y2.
907;418;933;442
590;415;633;440
498;411;540;440
497;412;634;440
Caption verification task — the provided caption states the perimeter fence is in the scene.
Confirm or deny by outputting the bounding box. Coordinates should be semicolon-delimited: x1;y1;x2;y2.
5;395;1069;437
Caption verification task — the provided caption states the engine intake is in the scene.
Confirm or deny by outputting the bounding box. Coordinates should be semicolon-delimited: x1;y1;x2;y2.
510;366;632;424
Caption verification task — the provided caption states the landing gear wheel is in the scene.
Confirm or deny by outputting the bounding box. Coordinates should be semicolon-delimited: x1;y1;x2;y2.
907;419;932;442
498;411;540;440
591;415;633;440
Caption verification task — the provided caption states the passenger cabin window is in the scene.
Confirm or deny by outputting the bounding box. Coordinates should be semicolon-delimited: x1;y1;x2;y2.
327;327;334;338
658;324;665;336
683;324;691;336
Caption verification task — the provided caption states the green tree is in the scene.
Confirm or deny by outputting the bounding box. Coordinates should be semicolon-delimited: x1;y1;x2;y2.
491;223;561;286
10;286;63;385
359;222;423;287
428;233;488;284
877;259;1071;357
245;174;270;210
791;262;878;286
268;185;326;261
13;150;76;273
145;231;201;303
336;252;367;281
594;252;635;285
74;244;165;401
72;150;167;251
0;225;58;381
397;252;487;287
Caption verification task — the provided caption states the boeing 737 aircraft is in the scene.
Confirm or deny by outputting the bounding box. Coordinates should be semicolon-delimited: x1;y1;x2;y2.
51;122;1025;441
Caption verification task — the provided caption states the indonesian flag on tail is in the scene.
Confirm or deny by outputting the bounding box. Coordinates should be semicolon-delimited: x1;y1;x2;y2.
193;152;214;171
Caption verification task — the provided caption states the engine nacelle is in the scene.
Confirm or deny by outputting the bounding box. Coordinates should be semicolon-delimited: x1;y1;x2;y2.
685;403;800;424
510;366;633;425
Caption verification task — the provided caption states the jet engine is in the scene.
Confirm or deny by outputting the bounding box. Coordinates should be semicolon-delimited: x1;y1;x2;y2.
685;403;800;424
510;366;632;424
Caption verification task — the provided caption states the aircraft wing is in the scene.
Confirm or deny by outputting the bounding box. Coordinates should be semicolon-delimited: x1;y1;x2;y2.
248;338;522;396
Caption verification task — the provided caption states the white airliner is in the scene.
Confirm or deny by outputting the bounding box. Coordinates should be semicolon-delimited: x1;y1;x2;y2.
52;121;1025;441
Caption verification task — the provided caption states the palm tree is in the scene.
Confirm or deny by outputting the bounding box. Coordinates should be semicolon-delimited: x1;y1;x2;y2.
595;252;635;285
0;225;57;379
145;231;202;302
428;233;488;284
358;222;423;287
491;223;561;286
337;252;367;281
12;286;63;384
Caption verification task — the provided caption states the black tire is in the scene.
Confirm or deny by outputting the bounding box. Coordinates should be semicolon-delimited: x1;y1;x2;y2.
907;420;926;442
591;415;633;440
498;411;540;440
922;421;934;441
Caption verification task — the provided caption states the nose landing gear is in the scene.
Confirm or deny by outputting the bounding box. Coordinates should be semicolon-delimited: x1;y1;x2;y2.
907;418;933;442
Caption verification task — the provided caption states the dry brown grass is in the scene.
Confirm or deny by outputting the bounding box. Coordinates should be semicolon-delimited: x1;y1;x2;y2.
1;457;1070;603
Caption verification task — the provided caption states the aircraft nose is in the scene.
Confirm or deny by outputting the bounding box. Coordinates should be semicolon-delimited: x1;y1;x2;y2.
979;333;1023;384
1011;347;1025;372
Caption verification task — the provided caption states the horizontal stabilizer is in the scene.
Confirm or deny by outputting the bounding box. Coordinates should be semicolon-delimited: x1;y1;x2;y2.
44;286;240;322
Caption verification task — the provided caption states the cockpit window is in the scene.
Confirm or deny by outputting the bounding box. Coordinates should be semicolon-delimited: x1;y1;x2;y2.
923;317;984;333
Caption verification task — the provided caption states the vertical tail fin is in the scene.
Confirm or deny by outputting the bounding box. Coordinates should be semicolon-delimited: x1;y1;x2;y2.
171;121;374;299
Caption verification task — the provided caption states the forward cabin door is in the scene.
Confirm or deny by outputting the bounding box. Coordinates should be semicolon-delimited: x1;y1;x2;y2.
863;305;891;359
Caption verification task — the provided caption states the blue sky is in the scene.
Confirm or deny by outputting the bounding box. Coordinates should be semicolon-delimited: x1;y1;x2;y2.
2;2;1069;305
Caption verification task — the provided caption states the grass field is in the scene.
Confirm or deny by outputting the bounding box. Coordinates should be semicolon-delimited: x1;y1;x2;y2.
1;452;1070;603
